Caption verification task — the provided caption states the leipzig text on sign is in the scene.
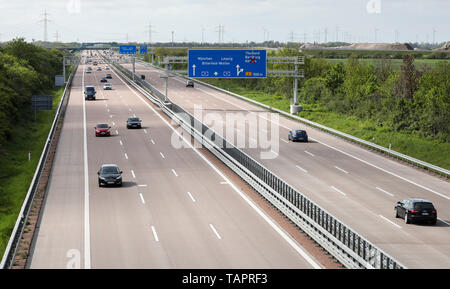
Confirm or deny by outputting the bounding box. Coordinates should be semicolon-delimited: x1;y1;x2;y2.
188;49;267;78
140;45;148;55
119;45;137;55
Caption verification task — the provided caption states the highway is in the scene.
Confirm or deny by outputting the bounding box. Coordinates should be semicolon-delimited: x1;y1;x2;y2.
28;51;321;269
119;57;450;268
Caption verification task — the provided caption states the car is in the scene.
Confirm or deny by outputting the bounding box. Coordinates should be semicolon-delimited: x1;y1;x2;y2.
86;69;91;73
127;117;142;129
186;80;194;87
93;61;98;66
94;123;111;137
97;164;122;187
105;66;110;70
84;86;96;100
100;77;107;82
97;67;102;71
395;198;437;225
103;83;112;90
105;73;112;79
288;129;308;142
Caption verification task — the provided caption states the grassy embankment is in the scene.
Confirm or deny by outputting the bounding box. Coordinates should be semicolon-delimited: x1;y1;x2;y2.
202;80;450;170
0;85;67;257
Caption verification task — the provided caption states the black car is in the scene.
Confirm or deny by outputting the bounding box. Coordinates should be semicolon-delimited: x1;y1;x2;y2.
288;129;308;142
100;77;107;82
98;164;122;187
395;198;437;225
127;117;142;129
84;86;96;100
105;73;112;79
186;80;194;87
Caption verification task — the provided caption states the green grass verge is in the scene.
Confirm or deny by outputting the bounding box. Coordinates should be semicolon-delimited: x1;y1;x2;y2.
203;80;450;171
0;86;65;258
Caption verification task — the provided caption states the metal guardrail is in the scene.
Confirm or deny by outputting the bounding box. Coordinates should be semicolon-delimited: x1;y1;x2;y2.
107;55;406;269
136;59;449;179
0;63;79;269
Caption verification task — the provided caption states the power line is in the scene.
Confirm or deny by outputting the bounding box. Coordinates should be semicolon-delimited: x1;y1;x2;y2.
145;22;156;45
39;10;51;43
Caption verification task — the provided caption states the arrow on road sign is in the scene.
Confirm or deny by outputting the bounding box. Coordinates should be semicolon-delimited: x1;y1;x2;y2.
192;65;196;76
236;64;244;76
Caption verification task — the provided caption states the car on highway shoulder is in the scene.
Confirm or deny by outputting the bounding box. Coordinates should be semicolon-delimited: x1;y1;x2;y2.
94;123;111;137
288;129;308;142
395;198;437;225
186;80;194;87
97;164;122;187
103;83;112;90
127;117;142;129
100;77;107;82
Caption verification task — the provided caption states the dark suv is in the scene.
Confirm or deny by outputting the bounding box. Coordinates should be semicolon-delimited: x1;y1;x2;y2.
98;164;123;187
395;198;437;225
288;129;308;142
127;117;142;129
84;86;96;100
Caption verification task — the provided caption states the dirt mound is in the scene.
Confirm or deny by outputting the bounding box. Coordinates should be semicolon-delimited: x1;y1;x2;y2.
300;43;325;49
339;43;414;51
434;42;450;51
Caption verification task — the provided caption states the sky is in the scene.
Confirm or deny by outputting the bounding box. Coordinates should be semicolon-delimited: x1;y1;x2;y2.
0;0;448;44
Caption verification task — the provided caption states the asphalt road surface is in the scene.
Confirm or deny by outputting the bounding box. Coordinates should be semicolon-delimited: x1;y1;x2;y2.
119;57;450;268
28;52;321;269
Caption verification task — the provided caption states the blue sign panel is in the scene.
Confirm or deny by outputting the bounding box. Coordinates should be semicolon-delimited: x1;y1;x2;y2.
140;45;148;55
188;49;267;78
119;45;136;55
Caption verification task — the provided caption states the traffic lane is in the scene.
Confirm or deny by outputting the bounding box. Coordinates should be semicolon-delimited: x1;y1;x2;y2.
30;65;86;268
85;70;170;268
108;68;317;268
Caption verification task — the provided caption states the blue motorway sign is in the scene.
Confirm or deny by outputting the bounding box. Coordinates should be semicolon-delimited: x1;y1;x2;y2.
140;45;148;55
119;45;136;55
188;49;266;78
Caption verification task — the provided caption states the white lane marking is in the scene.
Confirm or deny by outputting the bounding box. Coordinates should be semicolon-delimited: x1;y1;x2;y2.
131;170;136;179
137;184;148;187
112;64;322;269
334;166;349;174
209;224;222;240
220;181;229;185
119;140;123;146
160;152;165;159
82;65;91;269
151;139;155;144
296;165;308;174
139;193;146;204
112;121;115;126
281;138;289;144
133;113;136;117
171;169;178;177
375;187;394;197
271;149;278;156
187;192;196;203
379;215;402;229
331;186;346;196
115;130;119;135
109;115;112;118
438;218;450;226
304;150;315;157
129;108;132;111
107;109;110;112
151;226;159;242
124;153;128;159
144;129;147;134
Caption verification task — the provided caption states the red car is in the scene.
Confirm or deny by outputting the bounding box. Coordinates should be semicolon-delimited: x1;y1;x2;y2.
95;123;111;137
